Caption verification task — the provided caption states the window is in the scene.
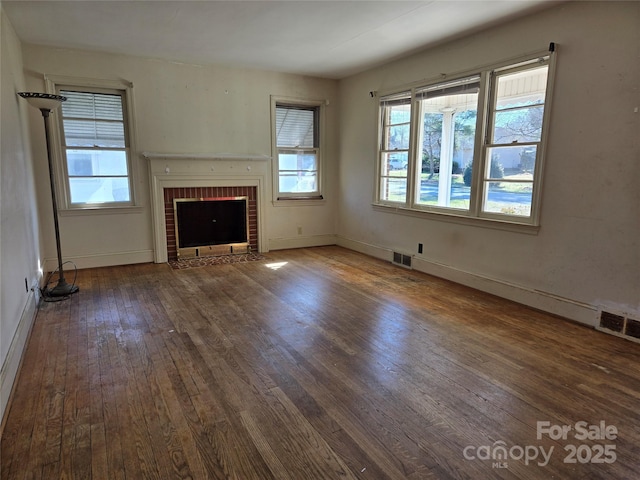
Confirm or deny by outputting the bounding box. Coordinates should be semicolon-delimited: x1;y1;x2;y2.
273;99;323;200
379;92;411;203
482;63;549;217
376;49;555;226
48;77;137;209
415;76;480;211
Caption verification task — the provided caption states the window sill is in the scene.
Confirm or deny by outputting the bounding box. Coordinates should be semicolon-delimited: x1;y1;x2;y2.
372;203;540;235
274;195;325;207
59;205;145;216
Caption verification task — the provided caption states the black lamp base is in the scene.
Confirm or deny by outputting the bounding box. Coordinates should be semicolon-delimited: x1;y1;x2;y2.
48;279;79;297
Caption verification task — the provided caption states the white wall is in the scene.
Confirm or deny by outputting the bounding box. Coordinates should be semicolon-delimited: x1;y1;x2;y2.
337;1;640;325
21;45;339;269
0;7;41;420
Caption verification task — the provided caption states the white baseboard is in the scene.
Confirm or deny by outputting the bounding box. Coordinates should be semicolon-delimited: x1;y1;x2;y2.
336;235;599;328
43;249;155;271
336;236;393;262
411;256;599;327
1;289;38;423
268;234;337;251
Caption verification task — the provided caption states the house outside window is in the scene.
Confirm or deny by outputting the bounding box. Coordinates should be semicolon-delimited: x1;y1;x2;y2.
272;98;324;201
376;49;555;227
46;76;137;210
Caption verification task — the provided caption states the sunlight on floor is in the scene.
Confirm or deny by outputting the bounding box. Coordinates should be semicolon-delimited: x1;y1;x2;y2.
265;261;288;270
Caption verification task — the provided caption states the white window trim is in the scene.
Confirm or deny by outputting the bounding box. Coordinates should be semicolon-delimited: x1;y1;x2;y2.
373;47;557;230
270;95;326;205
44;75;140;212
376;90;413;208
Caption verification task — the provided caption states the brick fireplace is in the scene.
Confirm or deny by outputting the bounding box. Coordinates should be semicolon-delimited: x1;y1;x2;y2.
145;152;269;264
164;186;258;260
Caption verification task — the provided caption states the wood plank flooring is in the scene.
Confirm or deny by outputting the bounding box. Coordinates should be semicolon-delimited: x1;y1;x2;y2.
2;246;639;479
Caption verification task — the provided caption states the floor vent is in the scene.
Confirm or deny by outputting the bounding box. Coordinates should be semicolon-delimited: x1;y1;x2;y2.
392;252;412;269
597;311;640;343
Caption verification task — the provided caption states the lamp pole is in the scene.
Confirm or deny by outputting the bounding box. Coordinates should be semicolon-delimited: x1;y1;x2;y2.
18;92;79;297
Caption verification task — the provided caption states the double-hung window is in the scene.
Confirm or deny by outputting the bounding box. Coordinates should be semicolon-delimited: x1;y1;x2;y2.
379;92;411;203
49;77;136;209
376;49;555;226
59;88;132;206
414;75;480;211
482;62;549;217
273;99;323;200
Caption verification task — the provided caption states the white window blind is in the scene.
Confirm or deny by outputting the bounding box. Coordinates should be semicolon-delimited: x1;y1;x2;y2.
61;91;126;148
276;106;317;148
415;76;481;101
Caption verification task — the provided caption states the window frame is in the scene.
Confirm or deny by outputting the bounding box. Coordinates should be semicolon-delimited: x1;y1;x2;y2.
413;74;483;213
374;48;556;229
271;96;325;204
45;75;139;211
377;91;412;205
480;59;551;224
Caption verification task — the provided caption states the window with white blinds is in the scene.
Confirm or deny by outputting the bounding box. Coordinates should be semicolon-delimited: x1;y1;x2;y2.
274;102;322;199
58;88;133;206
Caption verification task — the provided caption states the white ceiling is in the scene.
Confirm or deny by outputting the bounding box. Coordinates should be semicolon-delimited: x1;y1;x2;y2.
3;0;559;79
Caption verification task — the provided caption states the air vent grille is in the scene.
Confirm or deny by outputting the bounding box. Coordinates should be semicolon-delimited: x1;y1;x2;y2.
625;319;640;339
598;311;640;343
599;312;625;332
392;252;412;269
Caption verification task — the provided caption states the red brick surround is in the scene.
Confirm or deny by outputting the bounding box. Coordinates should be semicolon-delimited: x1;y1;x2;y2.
164;186;258;260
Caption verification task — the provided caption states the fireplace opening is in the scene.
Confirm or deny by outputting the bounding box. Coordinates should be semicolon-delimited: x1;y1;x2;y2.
174;196;249;258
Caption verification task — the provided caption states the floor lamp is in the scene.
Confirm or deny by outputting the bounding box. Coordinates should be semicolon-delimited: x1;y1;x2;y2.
18;92;79;297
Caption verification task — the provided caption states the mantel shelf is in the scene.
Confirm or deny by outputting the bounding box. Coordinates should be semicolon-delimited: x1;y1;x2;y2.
143;152;271;161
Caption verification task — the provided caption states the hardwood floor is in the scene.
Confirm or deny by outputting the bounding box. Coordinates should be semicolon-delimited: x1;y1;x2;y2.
2;246;639;479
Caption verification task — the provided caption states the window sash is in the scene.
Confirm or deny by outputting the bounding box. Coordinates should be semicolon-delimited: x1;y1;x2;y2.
481;59;549;218
414;75;480;211
379;93;412;203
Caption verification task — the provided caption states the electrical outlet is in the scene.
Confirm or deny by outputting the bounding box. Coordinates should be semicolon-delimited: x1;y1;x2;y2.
297;226;302;235
418;243;423;254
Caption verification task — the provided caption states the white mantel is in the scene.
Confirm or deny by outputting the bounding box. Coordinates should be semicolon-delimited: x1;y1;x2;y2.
146;152;271;263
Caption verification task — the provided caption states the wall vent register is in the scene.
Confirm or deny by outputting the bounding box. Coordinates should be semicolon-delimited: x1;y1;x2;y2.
392;252;413;269
598;310;640;344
